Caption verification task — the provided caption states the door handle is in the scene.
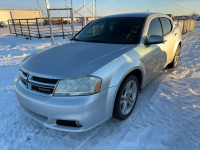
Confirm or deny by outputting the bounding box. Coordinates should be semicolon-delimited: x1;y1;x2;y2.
175;33;177;36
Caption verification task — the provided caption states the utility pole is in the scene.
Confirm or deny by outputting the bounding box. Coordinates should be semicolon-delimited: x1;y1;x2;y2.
37;0;45;42
71;0;75;37
65;0;68;20
92;0;94;20
95;0;97;19
83;0;86;26
45;0;54;45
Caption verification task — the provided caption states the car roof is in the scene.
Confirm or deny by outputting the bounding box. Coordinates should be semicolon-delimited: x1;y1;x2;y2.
101;12;166;19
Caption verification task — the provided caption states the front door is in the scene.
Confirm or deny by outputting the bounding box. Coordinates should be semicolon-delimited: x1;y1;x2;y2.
144;17;167;83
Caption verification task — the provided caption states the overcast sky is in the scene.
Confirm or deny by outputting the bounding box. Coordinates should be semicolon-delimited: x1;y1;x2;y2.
1;0;200;17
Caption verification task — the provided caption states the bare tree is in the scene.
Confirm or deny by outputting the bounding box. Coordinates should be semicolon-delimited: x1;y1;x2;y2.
190;12;196;17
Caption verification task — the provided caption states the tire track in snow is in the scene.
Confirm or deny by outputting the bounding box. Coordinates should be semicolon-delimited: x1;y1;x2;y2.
78;69;172;150
113;22;200;150
1;23;200;150
112;70;173;150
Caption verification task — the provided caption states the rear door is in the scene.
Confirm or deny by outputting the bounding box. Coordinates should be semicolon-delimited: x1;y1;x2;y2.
144;17;167;82
160;17;176;64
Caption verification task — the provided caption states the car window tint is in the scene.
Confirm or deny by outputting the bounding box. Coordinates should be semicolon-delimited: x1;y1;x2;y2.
83;22;106;38
75;17;144;44
161;18;172;35
147;18;163;39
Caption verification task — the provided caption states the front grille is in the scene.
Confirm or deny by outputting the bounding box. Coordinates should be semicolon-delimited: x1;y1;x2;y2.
32;76;58;84
31;85;54;94
19;70;58;96
22;71;28;77
21;79;27;86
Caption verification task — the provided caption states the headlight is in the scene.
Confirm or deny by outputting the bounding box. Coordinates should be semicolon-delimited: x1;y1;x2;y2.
54;76;102;96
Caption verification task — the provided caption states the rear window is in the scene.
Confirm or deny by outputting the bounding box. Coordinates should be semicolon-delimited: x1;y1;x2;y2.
161;18;172;35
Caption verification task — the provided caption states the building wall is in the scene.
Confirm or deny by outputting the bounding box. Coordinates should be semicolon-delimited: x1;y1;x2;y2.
0;11;11;24
0;9;42;24
11;10;42;19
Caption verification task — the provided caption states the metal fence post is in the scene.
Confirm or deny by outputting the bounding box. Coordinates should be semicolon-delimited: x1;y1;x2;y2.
13;19;17;37
8;20;11;34
61;18;65;39
70;0;75;37
36;18;41;38
82;18;83;28
27;20;31;39
19;20;23;35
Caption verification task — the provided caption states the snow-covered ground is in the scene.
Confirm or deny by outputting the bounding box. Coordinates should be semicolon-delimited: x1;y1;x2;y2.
0;22;200;150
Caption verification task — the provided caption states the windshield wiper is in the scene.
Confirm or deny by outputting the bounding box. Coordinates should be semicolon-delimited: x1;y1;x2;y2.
84;40;105;43
71;38;80;41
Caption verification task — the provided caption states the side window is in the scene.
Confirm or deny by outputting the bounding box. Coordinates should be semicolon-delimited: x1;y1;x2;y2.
161;18;172;35
82;22;105;38
147;18;163;39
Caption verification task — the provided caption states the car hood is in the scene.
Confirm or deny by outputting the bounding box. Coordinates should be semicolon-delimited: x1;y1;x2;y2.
20;41;136;79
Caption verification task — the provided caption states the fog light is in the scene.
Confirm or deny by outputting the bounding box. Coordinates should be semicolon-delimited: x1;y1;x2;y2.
56;120;82;127
76;121;82;127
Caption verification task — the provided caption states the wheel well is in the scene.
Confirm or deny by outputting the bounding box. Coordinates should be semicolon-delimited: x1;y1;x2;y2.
128;69;142;89
179;42;182;47
112;69;143;116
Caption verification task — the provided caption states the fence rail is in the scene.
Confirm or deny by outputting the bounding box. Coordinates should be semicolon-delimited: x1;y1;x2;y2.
8;18;196;39
8;17;85;39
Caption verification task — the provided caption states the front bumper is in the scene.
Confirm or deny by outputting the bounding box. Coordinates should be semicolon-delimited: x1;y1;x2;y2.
14;81;115;132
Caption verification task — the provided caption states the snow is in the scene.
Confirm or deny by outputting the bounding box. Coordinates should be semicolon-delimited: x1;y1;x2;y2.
189;14;199;20
0;22;200;150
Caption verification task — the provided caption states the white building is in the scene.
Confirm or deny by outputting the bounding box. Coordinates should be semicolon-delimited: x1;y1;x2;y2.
0;9;42;24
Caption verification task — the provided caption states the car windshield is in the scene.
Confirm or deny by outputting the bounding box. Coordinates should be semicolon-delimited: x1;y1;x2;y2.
73;17;144;44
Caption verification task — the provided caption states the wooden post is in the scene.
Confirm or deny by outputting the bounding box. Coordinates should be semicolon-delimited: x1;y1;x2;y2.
61;18;65;39
27;20;31;39
36;18;41;38
19;20;23;35
13;20;17;37
8;20;11;34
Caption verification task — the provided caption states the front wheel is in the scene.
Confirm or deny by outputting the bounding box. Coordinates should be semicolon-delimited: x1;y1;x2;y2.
168;45;181;68
113;75;139;120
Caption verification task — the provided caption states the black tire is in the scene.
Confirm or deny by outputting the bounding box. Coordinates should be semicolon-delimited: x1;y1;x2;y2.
168;45;181;68
113;75;139;120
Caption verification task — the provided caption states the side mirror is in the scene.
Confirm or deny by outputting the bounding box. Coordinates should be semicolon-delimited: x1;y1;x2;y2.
146;35;164;45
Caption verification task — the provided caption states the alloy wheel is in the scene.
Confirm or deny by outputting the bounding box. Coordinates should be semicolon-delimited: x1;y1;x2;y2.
120;80;137;115
174;47;181;66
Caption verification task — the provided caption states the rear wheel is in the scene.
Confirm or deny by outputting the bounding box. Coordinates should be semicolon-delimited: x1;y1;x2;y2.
168;45;181;68
113;75;139;120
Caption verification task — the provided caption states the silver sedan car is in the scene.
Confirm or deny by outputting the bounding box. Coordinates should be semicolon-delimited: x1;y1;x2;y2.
14;12;182;132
